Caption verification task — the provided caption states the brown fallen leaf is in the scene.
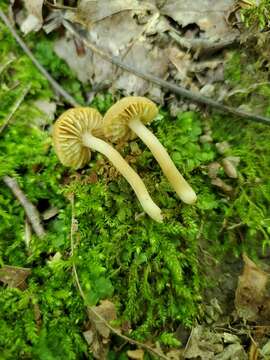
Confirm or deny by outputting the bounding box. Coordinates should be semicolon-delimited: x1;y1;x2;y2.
184;326;223;359
214;343;246;360
127;349;144;359
235;254;270;323
83;300;117;359
21;0;44;34
206;162;221;179
215;141;231;155
0;265;31;290
199;133;213;144
221;156;240;179
88;300;117;339
168;47;192;81
34;99;56;123
211;177;233;193
166;349;183;359
65;0;148;28
161;0;238;41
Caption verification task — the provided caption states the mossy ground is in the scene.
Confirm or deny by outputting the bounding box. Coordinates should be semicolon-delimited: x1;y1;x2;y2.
0;6;270;359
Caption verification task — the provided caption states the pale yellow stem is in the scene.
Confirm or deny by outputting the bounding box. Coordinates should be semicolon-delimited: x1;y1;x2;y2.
82;133;163;222
129;118;197;204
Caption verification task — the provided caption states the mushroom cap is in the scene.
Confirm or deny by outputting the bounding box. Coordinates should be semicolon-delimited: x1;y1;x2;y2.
52;107;103;169
103;96;158;143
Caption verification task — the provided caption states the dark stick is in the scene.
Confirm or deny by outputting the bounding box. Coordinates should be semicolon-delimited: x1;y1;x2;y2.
63;20;270;126
3;176;45;238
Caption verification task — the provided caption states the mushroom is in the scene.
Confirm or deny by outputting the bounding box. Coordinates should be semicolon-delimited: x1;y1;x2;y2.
52;107;163;222
103;97;197;204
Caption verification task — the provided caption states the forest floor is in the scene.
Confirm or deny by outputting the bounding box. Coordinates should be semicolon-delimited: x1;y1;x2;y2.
1;1;270;359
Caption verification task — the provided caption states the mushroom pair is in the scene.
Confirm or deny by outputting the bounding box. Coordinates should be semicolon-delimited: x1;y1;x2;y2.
52;97;196;222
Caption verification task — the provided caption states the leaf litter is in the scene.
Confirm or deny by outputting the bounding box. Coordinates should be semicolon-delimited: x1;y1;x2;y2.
235;254;270;323
14;0;241;106
83;300;117;359
0;265;31;290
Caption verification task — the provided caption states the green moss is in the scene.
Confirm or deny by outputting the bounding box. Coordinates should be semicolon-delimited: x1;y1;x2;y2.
241;0;270;30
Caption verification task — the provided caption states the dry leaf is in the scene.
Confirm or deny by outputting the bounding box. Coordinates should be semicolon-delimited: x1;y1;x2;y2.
84;300;117;359
114;42;168;100
161;0;238;40
54;4;167;101
214;343;246;360
65;0;148;28
21;0;44;34
54;38;95;83
0;265;31;290
222;157;240;178
83;327;109;359
222;333;240;344
235;254;270;322
34;100;57;121
206;162;221;179
261;340;270;358
83;329;94;345
216;141;231;154
169;47;192;81
88;300;117;339
91;335;109;360
166;349;183;359
184;326;223;359
211;177;233;193
127;349;144;359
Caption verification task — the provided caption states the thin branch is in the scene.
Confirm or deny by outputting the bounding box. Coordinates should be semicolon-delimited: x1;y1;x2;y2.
168;30;237;57
63;20;270;126
0;10;79;107
69;194;169;360
3;176;45;238
70;194;85;301
0;54;16;75
24;218;32;250
0;84;31;134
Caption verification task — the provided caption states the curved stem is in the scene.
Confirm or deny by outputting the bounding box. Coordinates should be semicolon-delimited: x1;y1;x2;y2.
82;133;163;222
129;118;197;204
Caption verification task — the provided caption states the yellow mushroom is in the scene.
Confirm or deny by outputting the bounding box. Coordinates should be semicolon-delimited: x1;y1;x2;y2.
52;107;163;222
103;97;197;204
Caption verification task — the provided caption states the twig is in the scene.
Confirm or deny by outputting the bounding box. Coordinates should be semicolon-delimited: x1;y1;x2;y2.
226;81;270;98
3;176;45;238
0;54;16;75
24;218;32;249
168;30;237;57
63;20;270;126
0;84;31;134
69;194;169;360
0;10;79;107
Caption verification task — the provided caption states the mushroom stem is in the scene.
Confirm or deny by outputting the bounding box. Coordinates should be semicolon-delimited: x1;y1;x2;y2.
128;117;197;204
82;133;163;222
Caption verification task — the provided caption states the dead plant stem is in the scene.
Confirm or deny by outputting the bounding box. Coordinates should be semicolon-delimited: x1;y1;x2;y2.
3;176;45;238
0;84;31;134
